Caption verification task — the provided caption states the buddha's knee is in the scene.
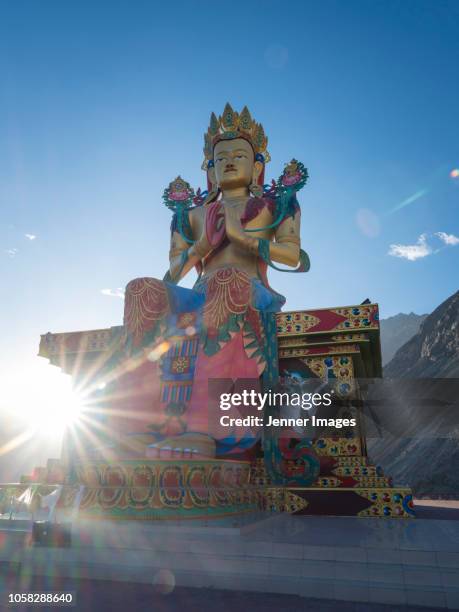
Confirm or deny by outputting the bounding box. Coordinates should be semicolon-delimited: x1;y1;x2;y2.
123;277;170;336
124;277;165;297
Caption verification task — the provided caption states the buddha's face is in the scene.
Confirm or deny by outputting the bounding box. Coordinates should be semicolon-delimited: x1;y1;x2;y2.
213;138;261;191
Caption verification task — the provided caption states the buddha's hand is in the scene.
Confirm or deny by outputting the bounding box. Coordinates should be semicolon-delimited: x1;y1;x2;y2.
192;227;213;260
224;205;258;254
223;205;245;243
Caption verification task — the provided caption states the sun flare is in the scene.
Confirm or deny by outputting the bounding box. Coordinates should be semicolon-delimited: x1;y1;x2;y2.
3;361;85;438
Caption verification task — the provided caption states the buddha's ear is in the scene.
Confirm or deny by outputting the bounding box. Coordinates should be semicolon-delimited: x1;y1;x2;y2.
207;165;217;189
204;165;220;205
252;160;263;183
249;160;265;198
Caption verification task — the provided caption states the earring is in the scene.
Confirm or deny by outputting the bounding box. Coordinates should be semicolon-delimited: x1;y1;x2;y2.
203;185;220;206
249;181;263;198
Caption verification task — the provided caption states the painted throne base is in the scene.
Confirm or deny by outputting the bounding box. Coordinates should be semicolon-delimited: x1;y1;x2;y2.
34;301;416;521
10;453;415;522
53;456;414;521
65;459;256;521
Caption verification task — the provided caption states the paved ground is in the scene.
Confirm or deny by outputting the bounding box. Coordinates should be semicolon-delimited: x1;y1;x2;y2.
414;499;459;521
0;578;448;612
1;503;459;611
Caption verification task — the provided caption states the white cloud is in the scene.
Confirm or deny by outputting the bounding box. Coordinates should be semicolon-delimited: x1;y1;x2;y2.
25;234;36;241
435;231;459;246
388;234;432;261
5;248;18;258
101;288;124;298
388;230;459;262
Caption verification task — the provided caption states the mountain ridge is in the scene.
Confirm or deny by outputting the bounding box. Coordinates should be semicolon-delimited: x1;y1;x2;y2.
380;312;428;366
384;290;459;378
369;289;459;497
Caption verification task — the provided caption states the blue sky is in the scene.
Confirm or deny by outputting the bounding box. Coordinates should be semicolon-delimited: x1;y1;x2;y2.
0;1;458;476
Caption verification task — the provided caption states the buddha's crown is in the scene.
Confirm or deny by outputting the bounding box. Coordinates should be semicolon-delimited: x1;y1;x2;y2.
202;103;270;170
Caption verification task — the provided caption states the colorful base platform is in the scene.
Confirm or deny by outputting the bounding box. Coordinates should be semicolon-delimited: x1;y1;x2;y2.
3;454;414;521
26;302;415;519
71;459;256;520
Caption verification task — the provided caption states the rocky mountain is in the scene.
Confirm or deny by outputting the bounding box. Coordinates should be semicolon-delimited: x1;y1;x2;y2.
384;291;459;378
368;290;459;497
380;312;428;366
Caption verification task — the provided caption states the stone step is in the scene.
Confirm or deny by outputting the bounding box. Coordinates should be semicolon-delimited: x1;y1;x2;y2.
332;465;380;476
312;476;392;488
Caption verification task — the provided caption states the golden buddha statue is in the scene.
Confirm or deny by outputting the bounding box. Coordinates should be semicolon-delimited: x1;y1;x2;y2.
120;103;309;459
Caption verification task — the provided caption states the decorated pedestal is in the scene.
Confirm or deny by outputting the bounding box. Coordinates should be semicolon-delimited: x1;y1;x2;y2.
261;303;414;517
70;459;255;521
30;302;415;520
